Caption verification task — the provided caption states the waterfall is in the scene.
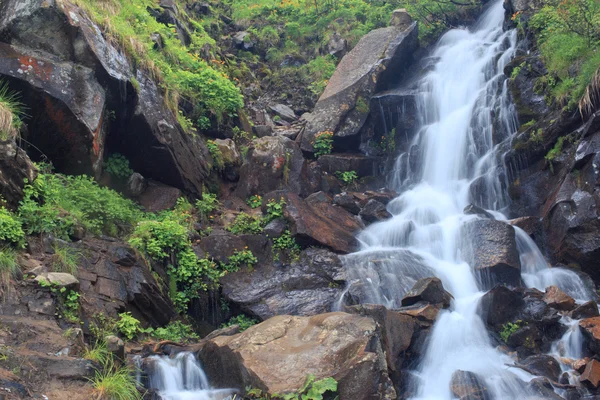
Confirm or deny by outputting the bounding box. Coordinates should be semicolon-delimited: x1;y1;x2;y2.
142;352;235;400
340;1;595;398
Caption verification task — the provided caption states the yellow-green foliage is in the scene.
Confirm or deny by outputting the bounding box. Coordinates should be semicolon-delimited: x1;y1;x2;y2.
72;0;243;127
0;81;23;141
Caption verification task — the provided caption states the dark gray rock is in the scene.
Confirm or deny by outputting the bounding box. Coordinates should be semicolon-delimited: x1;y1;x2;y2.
360;199;391;223
571;301;599;320
518;354;562;382
0;140;36;208
253;125;273;138
127;173;147;197
269;104;296;123
317;153;382;177
334;193;361;215
401;277;452;308
264;218;286;238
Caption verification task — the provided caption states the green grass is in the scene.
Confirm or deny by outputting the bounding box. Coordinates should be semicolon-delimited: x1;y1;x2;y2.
0;247;19;296
50;244;80;275
83;340;111;365
0;80;24;141
91;361;142;400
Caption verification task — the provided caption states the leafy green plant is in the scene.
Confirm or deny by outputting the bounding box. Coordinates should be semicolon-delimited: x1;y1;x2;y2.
196;192;220;220
227;213;263;235
50;244;80;275
207;140;225;171
246;195;263;209
221;315;258;332
246;374;338;400
0;207;25;248
116;312;145;341
265;198;286;223
149;321;200;343
39;279;81;323
313;131;334;158
335;170;358;186
222;249;258;272
272;230;301;262
105;153;134;180
89;314;118;341
500;320;523;343
0;80;24;141
0;247;18;296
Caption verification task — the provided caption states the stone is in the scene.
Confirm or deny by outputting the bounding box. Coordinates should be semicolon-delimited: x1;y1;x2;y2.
253;125;273;138
26;355;95;380
401;277;453;308
526;378;564;400
463;204;494;219
462;219;521;288
398;302;441;324
264;191;360;253
269;104;296;122
507;216;540;237
301;18;418;153
360;199;392;223
138;181;182;212
220;248;346;319
203;325;240;341
27;298;55;316
580;359;600;389
479;286;524;329
333;192;361;215
579;317;600;354
232;31;253;50
127;173;147;197
571;301;599;320
198;313;395;399
327;32;347;58
35;273;79;290
105;335;125;361
390;9;413;29
263;218;286;238
542;286;576;311
318;153;382;177
234;136;307;198
215;138;242;181
0;140;36;208
573;357;590;373
518;354;562;381
450;370;491;400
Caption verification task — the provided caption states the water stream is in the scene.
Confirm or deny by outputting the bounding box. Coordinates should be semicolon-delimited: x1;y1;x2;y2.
341;1;595;398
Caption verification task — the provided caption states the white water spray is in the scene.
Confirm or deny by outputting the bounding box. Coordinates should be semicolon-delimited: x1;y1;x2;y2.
341;1;595;398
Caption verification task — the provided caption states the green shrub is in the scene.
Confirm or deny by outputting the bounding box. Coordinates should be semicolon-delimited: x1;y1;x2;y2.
0;207;25;247
313;131;334;158
272;230;301;262
335;170;358;186
221;314;258;332
222;249;258;272
246;195;263;209
196;192;220;220
105;153;134;180
265;198;286;223
116;312;145;341
207;140;225;171
149;321;200;343
227;213;263;234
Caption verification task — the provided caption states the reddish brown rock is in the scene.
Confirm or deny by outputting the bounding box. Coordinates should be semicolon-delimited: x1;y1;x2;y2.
581;317;600;354
398;302;441;324
542;286;576;311
580;359;600;388
573;357;591;373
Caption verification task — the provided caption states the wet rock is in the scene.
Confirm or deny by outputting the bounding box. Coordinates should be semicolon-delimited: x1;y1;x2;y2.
463;204;494;219
542;286;576;311
234;136;306;198
462;219;521;288
264;191;360;253
220;248;346;319
401;277;452;308
0;140;36;208
263;218;286;238
580;359;600;389
479;286;524;329
506;54;550;125
317;153;382;177
105;335;125;361
573;357;590;373
579;317;600;354
359;199;391;223
345;303;416;372
526;377;564;400
215;138;242;181
301;18;418;153
138;181;182;212
269;104;296;122
571;301;599;320
333;192;361;215
519;354;562;381
35;273;79;290
506;323;541;354
203;325;240;341
397;302;441;325
127;172;147;197
507;216;540;237
450;370;491;400
198;312;395;399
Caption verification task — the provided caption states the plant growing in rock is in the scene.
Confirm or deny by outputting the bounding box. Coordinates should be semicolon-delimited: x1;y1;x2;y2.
149;321;199;343
246;374;338;400
83;340;111;365
221;315;258;332
105;153;134;180
246;195;262;209
90;359;141;400
0;207;25;248
265;198;286;223
0;247;18;298
39;280;81;324
272;230;301;262
313;130;334;158
0;81;23;141
227;213;263;234
221;249;258;272
335;170;358;186
196;192;220;221
116;312;146;341
50;244;80;275
500;320;523;343
207;140;225;171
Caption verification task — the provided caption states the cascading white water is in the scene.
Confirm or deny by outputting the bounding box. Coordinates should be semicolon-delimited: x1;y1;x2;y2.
341;1;596;399
144;352;235;400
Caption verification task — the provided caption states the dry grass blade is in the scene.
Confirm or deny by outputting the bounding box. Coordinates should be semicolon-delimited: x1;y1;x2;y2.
579;67;600;118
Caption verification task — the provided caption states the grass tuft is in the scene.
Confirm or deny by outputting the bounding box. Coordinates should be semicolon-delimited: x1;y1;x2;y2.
50;244;80;275
0;247;18;298
91;360;142;400
0;81;24;141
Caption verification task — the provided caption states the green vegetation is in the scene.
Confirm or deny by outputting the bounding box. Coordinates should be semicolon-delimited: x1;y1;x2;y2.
222;249;258;272
500;320;523;343
0;81;23;141
246;195;263;209
246;374;338;400
265;198;286;223
207;140;225;171
91;360;142;400
313;131;334;158
272;230;301;262
105;153;134;180
221;314;259;332
0;247;18;296
50;244;80;275
116;312;145;341
18;173;143;239
335;170;358;186
227;212;264;234
149;321;199;343
72;0;243;130
527;0;600;111
196;192;220;221
0;207;25;248
84;340;111;365
38;279;81;323
545;135;570;162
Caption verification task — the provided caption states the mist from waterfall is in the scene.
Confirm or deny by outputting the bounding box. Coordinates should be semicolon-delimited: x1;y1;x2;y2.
340;1;595;398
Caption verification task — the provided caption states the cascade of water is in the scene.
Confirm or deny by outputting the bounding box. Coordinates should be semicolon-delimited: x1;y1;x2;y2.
340;1;596;398
144;352;235;400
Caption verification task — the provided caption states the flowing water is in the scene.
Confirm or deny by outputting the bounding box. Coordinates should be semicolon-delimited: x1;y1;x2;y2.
142;352;235;400
341;1;596;398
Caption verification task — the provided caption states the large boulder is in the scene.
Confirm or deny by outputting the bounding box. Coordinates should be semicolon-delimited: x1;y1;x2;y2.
401;277;452;308
264;190;361;253
0;139;36;207
198;312;396;399
450;370;491;400
580;317;600;355
462;219;521;288
0;0;210;194
234;136;308;198
300;15;418;153
220;248;346;320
